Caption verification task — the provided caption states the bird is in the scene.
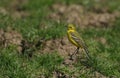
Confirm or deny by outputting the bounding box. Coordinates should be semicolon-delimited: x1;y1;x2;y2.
67;24;91;60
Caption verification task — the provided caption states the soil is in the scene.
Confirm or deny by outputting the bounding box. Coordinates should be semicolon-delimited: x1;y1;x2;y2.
0;27;23;52
48;3;120;28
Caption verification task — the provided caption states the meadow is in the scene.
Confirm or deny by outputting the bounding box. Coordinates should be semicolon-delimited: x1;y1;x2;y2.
0;0;120;78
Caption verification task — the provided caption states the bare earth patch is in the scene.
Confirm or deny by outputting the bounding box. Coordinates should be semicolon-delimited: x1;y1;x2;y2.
0;7;8;15
11;0;29;19
48;4;120;28
0;27;23;52
42;37;75;59
0;0;29;19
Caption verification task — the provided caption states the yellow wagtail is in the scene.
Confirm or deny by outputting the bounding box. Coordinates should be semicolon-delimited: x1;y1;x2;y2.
67;24;91;60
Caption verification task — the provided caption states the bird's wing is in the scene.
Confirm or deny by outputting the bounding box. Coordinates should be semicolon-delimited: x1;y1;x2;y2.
70;31;85;47
70;31;91;59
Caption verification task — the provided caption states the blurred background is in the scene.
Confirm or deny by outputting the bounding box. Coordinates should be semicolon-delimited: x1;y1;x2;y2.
0;0;120;78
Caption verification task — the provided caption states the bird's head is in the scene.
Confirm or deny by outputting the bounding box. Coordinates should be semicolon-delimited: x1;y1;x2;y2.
67;24;76;30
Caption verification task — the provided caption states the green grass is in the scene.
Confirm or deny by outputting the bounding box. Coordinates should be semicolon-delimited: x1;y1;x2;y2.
82;19;120;77
0;45;63;78
0;0;120;77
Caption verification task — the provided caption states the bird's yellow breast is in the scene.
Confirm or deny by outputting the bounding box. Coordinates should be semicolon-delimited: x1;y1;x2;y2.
67;30;79;47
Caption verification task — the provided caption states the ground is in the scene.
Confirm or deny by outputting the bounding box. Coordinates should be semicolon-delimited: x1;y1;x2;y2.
0;0;120;78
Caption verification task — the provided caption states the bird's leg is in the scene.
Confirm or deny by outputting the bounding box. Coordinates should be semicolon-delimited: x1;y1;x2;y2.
73;47;79;55
69;47;79;60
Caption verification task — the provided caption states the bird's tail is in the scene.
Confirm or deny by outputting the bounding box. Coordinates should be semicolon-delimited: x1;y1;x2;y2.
83;46;91;60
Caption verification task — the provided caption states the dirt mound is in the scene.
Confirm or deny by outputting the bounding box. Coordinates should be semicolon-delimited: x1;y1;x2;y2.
9;0;29;19
48;4;120;28
1;0;29;19
41;37;76;59
0;27;23;52
0;7;8;15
